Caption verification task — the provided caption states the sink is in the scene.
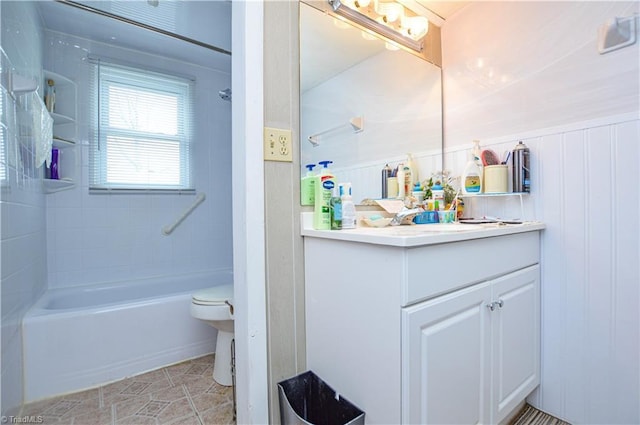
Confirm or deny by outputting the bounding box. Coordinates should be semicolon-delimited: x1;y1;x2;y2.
355;223;485;235
412;223;484;232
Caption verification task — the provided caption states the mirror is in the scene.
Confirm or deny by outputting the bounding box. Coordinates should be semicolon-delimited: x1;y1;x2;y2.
300;2;443;203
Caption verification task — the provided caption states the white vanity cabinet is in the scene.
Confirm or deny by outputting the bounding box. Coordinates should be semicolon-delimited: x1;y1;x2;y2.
303;221;543;424
402;265;540;424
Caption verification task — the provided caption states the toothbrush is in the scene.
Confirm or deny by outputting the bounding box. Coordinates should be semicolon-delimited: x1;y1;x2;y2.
449;188;460;211
502;151;511;165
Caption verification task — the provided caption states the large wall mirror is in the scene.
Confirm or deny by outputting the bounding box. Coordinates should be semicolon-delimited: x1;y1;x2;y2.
300;1;443;204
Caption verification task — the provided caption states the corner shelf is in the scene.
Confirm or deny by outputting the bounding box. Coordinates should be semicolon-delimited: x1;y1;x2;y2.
52;137;75;148
42;70;77;194
50;112;74;125
460;192;529;220
43;178;75;193
460;192;528;198
9;72;38;96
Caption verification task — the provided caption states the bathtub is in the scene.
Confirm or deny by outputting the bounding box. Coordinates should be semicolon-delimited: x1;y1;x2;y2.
23;269;232;402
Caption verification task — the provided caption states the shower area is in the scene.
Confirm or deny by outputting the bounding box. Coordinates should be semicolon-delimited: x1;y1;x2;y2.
1;0;233;414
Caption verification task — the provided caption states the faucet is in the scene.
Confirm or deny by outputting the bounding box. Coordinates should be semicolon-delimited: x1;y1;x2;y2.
390;207;424;226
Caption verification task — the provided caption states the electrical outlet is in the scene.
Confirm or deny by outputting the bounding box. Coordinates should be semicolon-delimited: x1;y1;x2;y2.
264;127;293;162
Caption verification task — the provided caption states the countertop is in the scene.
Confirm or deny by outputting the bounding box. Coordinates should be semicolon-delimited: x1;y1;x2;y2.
301;212;545;247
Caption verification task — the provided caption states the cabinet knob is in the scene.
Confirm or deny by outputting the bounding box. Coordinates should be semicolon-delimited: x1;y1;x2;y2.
496;299;504;308
486;302;496;311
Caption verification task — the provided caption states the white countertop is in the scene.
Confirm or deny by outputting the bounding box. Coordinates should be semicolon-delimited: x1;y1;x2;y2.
301;212;545;247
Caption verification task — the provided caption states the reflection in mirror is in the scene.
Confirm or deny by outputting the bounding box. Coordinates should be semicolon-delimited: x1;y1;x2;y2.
300;2;443;204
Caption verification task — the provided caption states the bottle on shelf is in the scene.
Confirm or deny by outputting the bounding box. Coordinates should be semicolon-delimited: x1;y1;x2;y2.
512;141;530;193
462;141;483;194
50;148;60;180
381;164;392;198
44;79;56;113
397;163;405;199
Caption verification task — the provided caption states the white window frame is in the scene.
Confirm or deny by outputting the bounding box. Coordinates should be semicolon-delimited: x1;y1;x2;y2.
89;58;194;193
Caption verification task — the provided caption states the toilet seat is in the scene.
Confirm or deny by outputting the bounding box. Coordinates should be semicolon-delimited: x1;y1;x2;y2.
192;284;233;306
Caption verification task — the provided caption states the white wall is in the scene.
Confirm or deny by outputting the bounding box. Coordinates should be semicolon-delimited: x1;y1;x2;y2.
442;1;639;148
232;1;269;423
43;30;232;288
442;2;639;424
0;1;47;415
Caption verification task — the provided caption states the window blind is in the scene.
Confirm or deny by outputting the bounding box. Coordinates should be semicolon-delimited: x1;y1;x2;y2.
90;60;194;191
0;87;7;183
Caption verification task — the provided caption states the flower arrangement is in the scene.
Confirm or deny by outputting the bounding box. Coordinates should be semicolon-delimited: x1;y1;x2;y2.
421;171;457;208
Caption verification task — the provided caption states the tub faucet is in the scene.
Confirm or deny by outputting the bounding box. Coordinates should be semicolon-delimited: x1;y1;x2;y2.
390;207;423;226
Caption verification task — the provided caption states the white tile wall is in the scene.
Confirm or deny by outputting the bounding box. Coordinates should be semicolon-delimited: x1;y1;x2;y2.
43;31;232;288
442;1;640;148
0;1;46;416
442;2;640;423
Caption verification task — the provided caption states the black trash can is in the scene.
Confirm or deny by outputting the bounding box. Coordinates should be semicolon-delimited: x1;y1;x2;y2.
277;371;365;425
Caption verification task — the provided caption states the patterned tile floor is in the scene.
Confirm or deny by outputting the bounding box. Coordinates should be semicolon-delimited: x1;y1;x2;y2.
20;354;235;425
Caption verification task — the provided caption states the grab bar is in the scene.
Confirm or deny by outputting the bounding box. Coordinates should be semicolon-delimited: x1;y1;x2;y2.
162;193;206;235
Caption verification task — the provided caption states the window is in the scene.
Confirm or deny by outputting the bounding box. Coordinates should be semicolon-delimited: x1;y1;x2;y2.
90;59;194;191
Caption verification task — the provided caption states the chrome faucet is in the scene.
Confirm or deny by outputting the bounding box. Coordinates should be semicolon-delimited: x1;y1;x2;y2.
390;207;423;226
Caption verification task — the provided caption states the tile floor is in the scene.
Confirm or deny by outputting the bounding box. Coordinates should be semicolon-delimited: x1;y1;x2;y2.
18;353;569;425
19;354;235;425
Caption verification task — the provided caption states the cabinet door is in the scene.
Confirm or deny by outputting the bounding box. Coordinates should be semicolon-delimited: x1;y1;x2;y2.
402;281;492;424
491;265;540;423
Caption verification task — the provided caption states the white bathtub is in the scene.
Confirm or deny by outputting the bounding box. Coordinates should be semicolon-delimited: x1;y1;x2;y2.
23;269;232;402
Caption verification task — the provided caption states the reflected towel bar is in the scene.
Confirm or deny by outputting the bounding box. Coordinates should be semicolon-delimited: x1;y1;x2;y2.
308;116;364;147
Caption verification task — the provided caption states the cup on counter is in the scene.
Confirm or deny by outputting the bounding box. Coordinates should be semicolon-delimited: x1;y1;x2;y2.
438;210;456;223
483;165;508;193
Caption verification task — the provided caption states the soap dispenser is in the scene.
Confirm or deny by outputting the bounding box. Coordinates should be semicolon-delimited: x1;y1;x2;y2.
301;164;316;206
313;161;335;230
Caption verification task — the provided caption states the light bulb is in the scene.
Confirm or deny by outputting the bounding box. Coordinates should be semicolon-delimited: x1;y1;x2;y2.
402;16;428;39
376;1;404;23
343;0;370;9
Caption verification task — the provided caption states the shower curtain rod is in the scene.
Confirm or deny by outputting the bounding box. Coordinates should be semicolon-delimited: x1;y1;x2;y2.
54;0;232;56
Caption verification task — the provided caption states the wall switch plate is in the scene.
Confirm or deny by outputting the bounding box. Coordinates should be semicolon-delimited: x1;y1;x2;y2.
264;127;293;162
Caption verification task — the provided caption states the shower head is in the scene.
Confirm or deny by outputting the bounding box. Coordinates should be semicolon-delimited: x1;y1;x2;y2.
218;88;231;102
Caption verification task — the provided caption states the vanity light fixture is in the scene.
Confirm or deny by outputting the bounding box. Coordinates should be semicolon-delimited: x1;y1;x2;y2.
328;0;428;53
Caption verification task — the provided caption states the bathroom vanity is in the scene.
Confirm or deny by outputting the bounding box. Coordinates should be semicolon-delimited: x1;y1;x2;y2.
302;215;545;424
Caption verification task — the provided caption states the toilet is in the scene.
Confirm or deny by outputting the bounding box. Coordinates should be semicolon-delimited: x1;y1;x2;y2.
190;283;234;386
